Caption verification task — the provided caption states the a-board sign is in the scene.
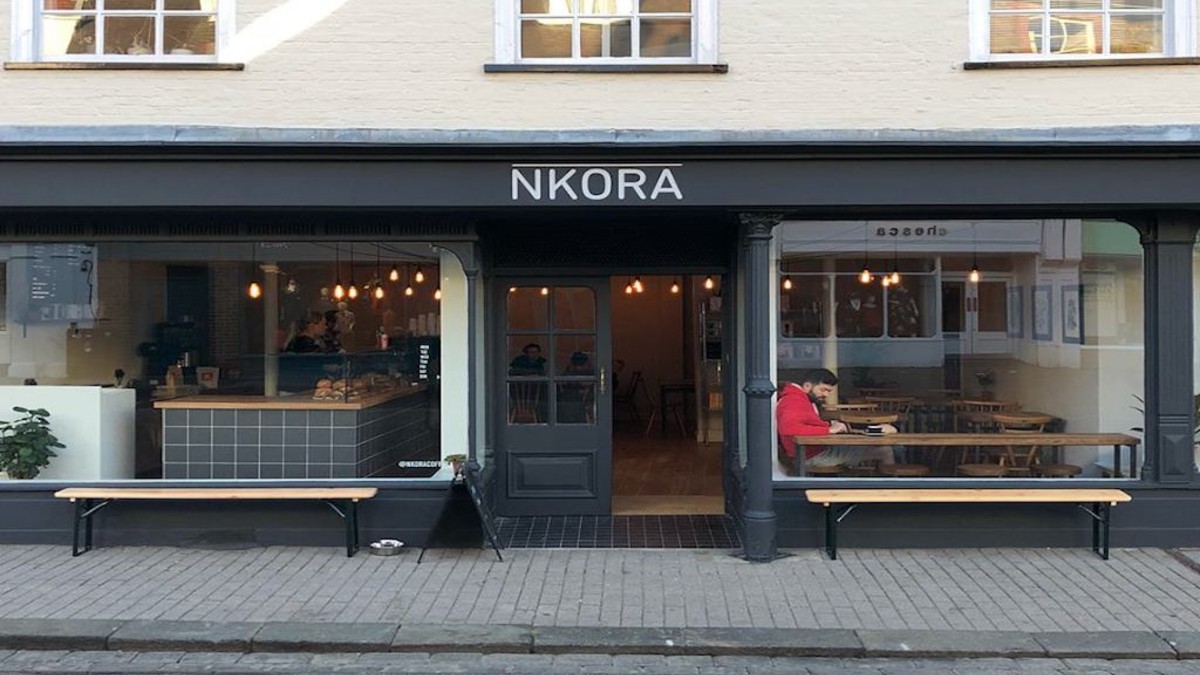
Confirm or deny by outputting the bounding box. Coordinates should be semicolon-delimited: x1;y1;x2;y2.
463;462;503;561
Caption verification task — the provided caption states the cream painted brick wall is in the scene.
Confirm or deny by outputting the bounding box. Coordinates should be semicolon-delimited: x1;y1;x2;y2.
1;0;1199;131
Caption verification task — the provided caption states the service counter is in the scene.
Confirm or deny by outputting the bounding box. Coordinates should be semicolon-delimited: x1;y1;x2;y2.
154;386;437;479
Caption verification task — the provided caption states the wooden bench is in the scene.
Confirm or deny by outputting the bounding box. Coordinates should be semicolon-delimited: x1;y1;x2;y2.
53;487;378;558
805;488;1132;561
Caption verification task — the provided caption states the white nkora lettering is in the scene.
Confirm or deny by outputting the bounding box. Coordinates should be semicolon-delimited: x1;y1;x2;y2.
511;165;684;202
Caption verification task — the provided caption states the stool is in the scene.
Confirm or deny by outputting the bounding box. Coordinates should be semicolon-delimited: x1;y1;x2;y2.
956;463;1008;478
805;465;843;477
879;463;930;477
1037;464;1082;478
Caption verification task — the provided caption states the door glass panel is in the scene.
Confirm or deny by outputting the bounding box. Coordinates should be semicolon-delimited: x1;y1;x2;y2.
507;287;550;331
557;383;596;424
556;335;597;375
507;336;549;376
554;287;596;330
977;281;1008;332
508;382;548;425
942;282;965;332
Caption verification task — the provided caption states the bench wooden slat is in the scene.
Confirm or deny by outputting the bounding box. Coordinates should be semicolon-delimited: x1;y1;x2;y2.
805;489;1131;504
53;488;378;501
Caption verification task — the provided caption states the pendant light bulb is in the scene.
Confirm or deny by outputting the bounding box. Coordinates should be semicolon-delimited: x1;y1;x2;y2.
347;284;359;300
404;284;414;297
670;281;680;294
248;281;262;299
881;276;891;288
890;270;901;285
540;287;549;296
969;266;981;284
859;267;872;284
624;283;634;295
374;285;385;300
434;287;442;301
782;276;793;291
414;267;425;284
333;283;346;300
703;276;715;290
508;286;517;294
389;266;400;282
633;277;644;294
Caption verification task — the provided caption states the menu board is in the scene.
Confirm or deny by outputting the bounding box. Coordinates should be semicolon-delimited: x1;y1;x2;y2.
14;244;96;324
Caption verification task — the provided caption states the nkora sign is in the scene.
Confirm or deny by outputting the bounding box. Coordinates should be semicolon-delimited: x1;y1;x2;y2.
511;164;684;202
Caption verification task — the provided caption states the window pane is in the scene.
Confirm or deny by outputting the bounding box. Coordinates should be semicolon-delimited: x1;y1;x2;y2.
104;16;156;55
977;281;1008;333
557;383;596;424
44;0;96;9
507;287;549;331
991;0;1041;8
835;276;884;338
1039;15;1101;53
106;0;156;8
556;335;596;375
164;0;206;9
165;16;215;55
509;382;548;425
1112;0;1162;8
554;287;596;330
507;336;549;376
581;0;634;14
781;275;827;338
1050;0;1101;8
521;19;573;58
42;14;95;56
640;0;691;12
522;0;574;13
1111;14;1163;53
992;14;1041;54
942;281;965;333
639;17;691;57
581;19;632;57
888;276;936;338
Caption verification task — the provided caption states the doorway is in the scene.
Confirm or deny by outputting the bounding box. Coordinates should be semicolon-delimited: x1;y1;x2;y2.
610;275;725;516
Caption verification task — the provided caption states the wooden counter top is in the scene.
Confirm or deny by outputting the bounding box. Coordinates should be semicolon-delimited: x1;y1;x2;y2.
153;386;425;411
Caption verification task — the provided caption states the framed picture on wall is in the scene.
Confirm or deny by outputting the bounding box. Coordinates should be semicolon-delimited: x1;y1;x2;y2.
1062;284;1083;344
1032;284;1053;342
1007;285;1023;338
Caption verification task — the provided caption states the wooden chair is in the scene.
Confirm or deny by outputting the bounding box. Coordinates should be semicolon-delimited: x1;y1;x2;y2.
993;412;1055;477
644;385;688;438
836;411;899;431
613;370;645;426
508;381;544;424
866;396;916;431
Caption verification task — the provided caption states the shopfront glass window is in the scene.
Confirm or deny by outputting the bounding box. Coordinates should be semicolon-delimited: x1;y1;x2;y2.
0;241;445;482
775;220;1144;481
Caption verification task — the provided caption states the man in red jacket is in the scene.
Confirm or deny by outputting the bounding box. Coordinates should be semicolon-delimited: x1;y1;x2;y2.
776;369;895;475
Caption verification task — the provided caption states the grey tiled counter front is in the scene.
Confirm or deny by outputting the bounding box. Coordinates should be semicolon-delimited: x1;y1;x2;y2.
155;388;438;479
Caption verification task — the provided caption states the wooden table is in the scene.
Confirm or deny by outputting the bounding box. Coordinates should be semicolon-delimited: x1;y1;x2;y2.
795;433;1141;478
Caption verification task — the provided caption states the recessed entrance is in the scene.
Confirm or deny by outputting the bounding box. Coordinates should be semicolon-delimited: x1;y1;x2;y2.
610;274;725;516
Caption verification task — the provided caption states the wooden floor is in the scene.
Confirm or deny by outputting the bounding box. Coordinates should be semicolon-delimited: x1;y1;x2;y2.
612;432;724;515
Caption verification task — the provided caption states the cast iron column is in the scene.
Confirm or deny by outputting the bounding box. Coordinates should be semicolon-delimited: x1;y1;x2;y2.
739;213;782;561
1140;214;1200;485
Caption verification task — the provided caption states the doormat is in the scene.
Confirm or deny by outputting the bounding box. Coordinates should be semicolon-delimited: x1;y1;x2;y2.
495;515;740;549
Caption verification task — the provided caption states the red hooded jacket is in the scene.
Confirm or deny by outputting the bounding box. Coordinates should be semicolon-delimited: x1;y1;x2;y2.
776;382;831;460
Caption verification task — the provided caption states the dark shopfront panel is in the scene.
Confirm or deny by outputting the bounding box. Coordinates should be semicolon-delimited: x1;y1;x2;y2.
0;146;1195;557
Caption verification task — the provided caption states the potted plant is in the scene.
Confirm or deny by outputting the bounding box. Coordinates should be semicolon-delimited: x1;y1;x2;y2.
444;454;467;479
0;407;64;480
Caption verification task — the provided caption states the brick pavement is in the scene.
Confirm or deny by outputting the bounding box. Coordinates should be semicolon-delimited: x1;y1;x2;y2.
1;546;1200;632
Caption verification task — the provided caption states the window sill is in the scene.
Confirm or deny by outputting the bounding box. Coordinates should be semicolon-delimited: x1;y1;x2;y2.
4;62;244;71
484;63;728;74
964;56;1200;70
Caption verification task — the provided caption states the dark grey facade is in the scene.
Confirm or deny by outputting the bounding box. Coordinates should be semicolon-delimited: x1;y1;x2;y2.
0;134;1197;558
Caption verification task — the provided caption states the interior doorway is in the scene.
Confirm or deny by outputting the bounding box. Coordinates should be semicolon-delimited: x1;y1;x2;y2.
610;275;725;516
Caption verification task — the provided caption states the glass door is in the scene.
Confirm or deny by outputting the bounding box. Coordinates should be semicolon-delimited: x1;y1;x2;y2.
495;280;612;516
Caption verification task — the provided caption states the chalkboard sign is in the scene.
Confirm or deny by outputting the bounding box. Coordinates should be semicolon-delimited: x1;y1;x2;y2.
464;462;503;562
13;243;96;324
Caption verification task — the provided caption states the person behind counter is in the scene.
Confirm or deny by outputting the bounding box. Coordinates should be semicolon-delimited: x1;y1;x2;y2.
285;312;332;353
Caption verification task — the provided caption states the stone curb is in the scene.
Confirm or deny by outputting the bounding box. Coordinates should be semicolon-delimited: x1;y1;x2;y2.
0;620;1195;659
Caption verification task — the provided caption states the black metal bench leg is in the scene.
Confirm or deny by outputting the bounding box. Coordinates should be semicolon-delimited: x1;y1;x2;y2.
71;499;82;557
84;499;94;553
825;504;837;560
345;500;357;558
1102;502;1111;561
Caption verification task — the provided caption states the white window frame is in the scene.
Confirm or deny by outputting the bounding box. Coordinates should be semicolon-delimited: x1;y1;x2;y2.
968;0;1194;62
494;0;718;65
11;0;235;64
